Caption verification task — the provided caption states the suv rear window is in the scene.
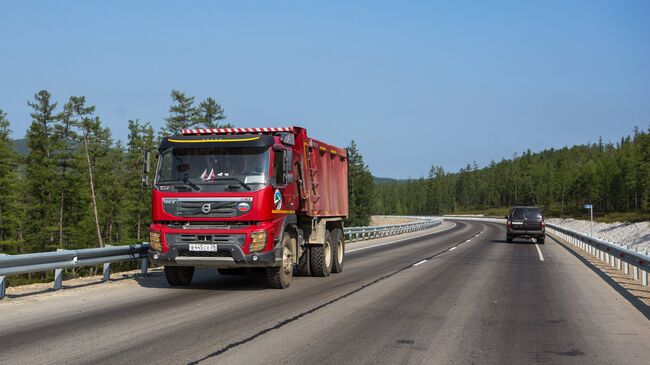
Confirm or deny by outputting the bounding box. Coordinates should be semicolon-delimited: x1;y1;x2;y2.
511;208;542;220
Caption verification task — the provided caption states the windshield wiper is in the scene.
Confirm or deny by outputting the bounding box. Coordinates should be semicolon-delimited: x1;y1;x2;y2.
157;178;200;191
213;177;252;191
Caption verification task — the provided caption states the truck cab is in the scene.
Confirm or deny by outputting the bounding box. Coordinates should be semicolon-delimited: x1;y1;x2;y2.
148;127;348;288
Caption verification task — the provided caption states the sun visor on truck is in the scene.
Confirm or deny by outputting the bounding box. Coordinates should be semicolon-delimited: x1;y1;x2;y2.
159;134;276;150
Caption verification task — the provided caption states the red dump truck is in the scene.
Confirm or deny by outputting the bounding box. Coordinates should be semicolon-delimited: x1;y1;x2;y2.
148;127;348;288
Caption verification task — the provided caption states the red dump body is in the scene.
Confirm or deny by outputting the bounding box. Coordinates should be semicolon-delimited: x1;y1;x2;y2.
291;127;349;218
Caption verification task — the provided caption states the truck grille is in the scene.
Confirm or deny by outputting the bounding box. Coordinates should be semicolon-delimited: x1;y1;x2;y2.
166;233;246;246
162;198;251;218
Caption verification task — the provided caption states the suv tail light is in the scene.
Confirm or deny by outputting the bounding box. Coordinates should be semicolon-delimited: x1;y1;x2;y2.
540;221;545;229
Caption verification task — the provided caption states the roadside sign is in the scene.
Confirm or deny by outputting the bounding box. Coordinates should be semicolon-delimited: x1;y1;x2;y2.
584;204;592;209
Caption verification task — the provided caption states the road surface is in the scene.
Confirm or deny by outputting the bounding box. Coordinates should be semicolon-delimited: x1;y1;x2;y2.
1;220;649;364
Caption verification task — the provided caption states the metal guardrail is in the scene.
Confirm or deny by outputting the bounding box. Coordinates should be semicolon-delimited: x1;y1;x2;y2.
0;244;150;299
0;217;442;299
545;223;650;286
344;218;442;241
444;216;650;287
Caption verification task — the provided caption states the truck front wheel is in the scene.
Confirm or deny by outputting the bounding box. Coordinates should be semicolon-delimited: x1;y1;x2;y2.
266;232;294;289
310;230;333;277
164;266;194;286
331;228;344;273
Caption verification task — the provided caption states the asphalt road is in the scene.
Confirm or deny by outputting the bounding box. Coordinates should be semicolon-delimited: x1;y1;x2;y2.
1;220;649;364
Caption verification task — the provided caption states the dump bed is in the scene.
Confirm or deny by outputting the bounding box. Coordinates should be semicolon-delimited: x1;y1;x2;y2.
293;127;348;218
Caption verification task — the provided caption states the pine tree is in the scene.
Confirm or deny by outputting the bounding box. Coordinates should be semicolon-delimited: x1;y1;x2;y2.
25;90;60;249
0;110;22;241
161;90;197;135
195;97;231;128
125;119;155;241
66;96;105;248
52;102;80;247
345;140;375;226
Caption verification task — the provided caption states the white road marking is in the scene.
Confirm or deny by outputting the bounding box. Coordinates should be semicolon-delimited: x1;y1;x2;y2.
413;260;428;267
449;247;457;251
466;239;472;242
535;244;545;262
347;222;457;253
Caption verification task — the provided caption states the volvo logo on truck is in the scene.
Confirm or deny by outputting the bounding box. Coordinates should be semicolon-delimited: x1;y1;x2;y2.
201;203;211;214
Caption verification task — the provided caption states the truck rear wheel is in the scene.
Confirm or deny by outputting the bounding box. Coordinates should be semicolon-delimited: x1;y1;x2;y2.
164;266;194;286
331;228;344;273
310;230;333;277
266;232;294;289
296;248;310;276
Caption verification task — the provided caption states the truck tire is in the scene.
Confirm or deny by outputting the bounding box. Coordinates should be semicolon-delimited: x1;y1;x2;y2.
310;230;333;277
164;266;194;286
296;248;310;276
265;232;294;289
331;228;344;273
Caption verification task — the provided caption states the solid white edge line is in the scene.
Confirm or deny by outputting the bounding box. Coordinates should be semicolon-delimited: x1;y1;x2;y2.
535;244;545;262
347;222;457;253
413;260;428;267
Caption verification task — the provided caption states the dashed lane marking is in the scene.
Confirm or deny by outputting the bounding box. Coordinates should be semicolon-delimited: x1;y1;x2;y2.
413;260;428;267
535;244;545;262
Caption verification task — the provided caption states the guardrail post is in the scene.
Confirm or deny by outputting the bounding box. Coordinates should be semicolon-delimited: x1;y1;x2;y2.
102;262;111;282
642;270;648;286
0;253;5;299
624;262;629;275
53;249;64;291
633;266;639;281
140;256;148;276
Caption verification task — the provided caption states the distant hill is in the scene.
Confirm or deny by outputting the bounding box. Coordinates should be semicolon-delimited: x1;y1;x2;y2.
373;176;413;184
12;138;28;156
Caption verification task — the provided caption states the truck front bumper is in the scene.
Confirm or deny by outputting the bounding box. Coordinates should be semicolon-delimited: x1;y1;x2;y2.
148;222;282;268
149;243;281;268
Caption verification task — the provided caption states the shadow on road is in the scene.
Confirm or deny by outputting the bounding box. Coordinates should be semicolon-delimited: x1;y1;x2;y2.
135;268;269;291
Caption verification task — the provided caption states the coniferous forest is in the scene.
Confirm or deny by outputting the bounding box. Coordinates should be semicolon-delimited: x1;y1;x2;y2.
0;90;375;256
1;89;648;257
374;129;650;221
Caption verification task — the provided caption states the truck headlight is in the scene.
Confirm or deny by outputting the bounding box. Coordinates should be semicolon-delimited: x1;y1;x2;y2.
150;231;162;251
249;231;268;252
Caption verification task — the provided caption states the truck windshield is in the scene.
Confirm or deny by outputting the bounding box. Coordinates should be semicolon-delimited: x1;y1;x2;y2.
155;147;270;192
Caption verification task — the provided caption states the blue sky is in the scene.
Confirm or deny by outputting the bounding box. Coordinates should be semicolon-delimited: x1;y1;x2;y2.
1;1;649;178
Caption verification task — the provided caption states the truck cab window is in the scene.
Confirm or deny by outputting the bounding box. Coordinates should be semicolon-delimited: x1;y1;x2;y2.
274;149;285;185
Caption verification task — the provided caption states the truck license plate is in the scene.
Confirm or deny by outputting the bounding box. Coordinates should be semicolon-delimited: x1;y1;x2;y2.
189;244;218;252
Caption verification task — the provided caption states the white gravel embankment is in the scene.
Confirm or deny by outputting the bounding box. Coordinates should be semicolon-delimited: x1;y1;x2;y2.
547;218;650;253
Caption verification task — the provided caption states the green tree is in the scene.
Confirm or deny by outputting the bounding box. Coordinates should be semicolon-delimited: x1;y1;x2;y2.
195;97;231;128
67;96;105;247
0;110;22;241
124;119;156;241
345;140;375;226
25;90;59;249
161;89;197;135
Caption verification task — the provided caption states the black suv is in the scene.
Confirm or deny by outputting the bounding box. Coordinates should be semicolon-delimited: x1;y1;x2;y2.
504;206;545;244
